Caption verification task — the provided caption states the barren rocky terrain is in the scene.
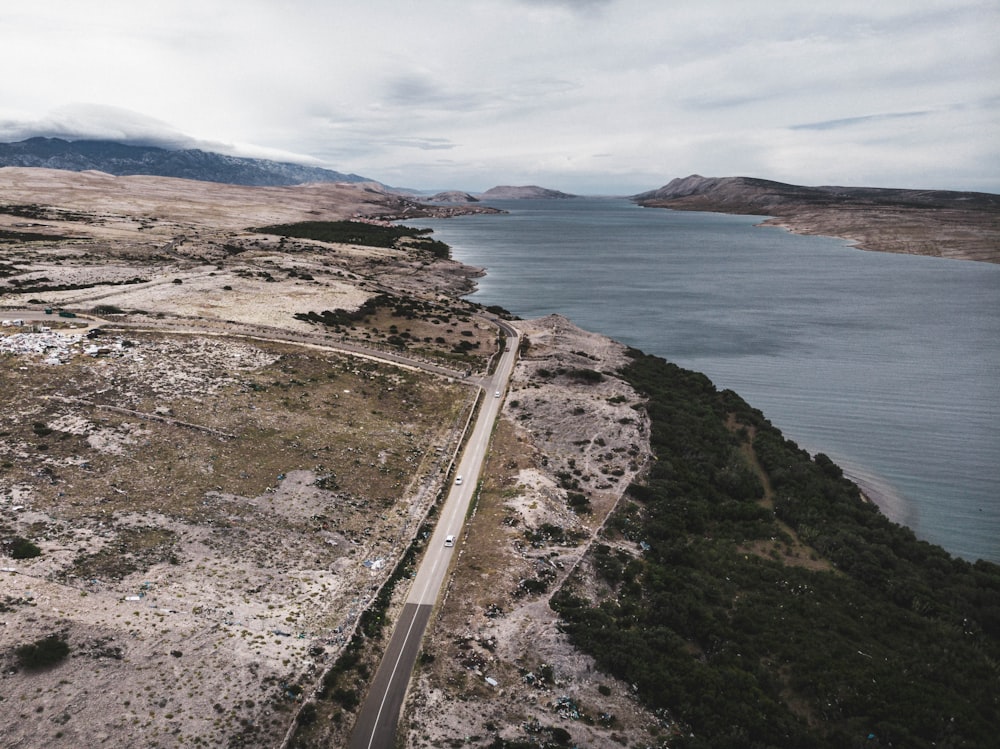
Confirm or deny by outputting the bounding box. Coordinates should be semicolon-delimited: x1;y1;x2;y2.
7;168;996;749
1;169;662;748
400;316;663;748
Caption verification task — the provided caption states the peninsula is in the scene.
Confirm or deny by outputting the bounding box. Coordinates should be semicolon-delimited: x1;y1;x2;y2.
635;174;1000;264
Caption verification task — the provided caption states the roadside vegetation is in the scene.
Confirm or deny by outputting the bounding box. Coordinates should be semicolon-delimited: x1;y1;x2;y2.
289;514;439;748
294;291;497;369
552;350;1000;749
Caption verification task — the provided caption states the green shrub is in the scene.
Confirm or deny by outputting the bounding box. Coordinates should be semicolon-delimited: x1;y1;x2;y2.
6;536;41;559
297;701;318;725
31;422;52;437
331;687;359;710
567;368;604;384
15;634;69;670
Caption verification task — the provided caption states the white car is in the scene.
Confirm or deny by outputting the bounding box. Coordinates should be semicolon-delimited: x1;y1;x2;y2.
495;390;501;398
444;535;455;547
455;475;462;485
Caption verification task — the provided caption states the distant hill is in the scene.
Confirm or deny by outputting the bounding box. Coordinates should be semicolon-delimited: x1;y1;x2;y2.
424;191;480;203
0;137;374;187
634;175;1000;263
633;174;1000;214
479;185;577;199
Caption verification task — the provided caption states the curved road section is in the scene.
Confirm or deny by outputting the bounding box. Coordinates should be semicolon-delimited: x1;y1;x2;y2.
348;321;519;749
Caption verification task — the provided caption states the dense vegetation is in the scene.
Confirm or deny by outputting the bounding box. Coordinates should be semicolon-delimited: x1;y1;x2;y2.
0;229;72;243
293;293;396;327
553;350;1000;749
253;220;450;258
0;203;92;222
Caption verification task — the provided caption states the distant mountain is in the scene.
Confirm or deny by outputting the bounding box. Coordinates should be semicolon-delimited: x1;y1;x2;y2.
479;185;577;199
633;174;1000;214
634;175;1000;264
425;191;480;203
0;137;374;187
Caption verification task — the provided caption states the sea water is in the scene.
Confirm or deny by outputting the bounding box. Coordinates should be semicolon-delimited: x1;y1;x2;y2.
409;198;1000;563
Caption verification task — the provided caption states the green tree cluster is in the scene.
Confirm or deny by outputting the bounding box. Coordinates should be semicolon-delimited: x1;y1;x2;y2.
252;220;450;258
552;349;1000;749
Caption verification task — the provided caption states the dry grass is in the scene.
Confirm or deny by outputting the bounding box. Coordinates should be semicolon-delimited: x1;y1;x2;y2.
0;332;474;748
0;169;497;748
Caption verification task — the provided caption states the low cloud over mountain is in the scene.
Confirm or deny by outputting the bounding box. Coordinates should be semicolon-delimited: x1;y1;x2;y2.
0;137;373;187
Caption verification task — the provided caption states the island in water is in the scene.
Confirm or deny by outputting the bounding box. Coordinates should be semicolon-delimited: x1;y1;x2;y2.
479;184;579;200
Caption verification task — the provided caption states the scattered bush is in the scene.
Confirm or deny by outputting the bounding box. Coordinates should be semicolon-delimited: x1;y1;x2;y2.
567;368;604;384
297;701;318;725
15;634;69;670
5;536;41;559
31;422;52;437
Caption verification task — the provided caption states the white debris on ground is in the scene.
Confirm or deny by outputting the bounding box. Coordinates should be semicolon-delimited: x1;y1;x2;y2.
0;331;129;364
1;331;84;363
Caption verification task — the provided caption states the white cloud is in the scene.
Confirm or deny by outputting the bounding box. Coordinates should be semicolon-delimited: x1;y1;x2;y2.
0;105;195;147
1;0;997;192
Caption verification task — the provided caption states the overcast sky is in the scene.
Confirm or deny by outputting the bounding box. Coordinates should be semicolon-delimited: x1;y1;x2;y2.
2;0;998;194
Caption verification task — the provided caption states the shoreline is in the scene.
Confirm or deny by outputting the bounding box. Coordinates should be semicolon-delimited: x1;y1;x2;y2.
777;439;916;532
840;463;917;530
421;205;994;563
634;190;1000;265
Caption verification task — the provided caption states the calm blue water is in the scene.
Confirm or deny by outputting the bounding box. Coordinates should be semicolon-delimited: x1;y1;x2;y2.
410;198;1000;563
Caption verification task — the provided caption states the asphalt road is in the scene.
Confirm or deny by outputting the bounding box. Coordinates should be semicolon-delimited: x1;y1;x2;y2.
348;321;519;749
0;308;96;332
